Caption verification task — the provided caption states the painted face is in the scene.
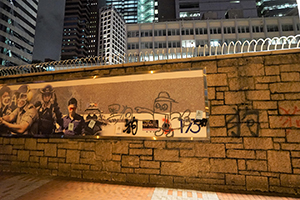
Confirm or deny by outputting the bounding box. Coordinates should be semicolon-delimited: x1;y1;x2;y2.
42;93;52;103
17;92;27;108
154;100;171;114
68;104;77;116
1;92;10;106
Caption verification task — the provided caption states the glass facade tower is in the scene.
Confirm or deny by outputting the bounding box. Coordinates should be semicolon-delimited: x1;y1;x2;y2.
104;0;158;23
0;0;39;66
256;0;298;17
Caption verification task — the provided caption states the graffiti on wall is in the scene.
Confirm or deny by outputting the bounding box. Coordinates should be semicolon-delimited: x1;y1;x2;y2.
226;106;259;137
0;70;208;139
279;106;300;128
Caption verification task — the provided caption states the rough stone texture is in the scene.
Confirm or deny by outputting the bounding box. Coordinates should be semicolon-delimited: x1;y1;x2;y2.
244;138;273;150
210;159;238;173
246;176;269;192
121;155;139;168
2;51;300;195
268;151;292;173
161;158;209;176
194;143;225;158
154;149;179;161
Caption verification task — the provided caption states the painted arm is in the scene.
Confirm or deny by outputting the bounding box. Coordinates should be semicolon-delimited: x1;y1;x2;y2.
0;118;29;134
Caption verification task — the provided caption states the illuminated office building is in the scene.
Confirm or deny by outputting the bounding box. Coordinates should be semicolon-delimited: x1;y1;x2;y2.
98;5;126;64
256;0;298;17
104;0;158;23
61;0;92;60
0;0;39;66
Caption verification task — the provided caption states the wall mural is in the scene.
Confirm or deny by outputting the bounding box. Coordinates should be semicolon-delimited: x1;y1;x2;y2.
0;70;208;139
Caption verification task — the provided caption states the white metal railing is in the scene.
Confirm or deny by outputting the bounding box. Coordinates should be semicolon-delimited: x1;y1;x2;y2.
1;35;300;76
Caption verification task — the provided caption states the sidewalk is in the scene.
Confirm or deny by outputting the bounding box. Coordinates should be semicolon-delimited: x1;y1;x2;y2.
0;173;299;200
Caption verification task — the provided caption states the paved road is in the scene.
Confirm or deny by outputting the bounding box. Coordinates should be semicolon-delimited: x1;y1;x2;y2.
0;173;299;200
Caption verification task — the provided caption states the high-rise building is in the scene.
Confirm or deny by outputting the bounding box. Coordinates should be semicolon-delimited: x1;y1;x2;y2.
61;0;92;60
0;0;39;66
98;5;126;64
89;0;99;56
256;0;298;17
103;0;158;23
175;0;258;20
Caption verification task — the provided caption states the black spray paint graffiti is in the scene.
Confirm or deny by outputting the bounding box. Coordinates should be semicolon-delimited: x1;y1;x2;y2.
107;91;208;137
226;107;259;137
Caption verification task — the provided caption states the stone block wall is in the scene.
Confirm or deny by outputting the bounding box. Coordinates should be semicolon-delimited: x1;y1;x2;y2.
1;49;300;195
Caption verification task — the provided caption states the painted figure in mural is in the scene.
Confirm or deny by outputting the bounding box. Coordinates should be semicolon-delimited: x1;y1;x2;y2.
0;85;12;134
0;85;12;117
35;85;63;135
58;97;85;136
0;85;38;135
135;91;185;137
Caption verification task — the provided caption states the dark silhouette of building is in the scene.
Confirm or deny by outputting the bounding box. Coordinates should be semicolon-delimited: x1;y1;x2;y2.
0;0;38;66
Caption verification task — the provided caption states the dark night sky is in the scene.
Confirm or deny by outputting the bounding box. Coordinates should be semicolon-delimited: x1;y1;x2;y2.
32;0;66;62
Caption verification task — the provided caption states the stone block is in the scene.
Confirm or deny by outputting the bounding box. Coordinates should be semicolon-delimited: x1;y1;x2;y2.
207;87;216;100
180;149;194;157
211;137;242;143
129;144;143;148
154;149;179;161
140;160;160;168
210;159;237;173
150;175;173;185
226;174;245;186
256;151;267;159
268;151;292;173
83;171;111;181
244;138;273;150
57;149;66;157
58;142;79;149
253;101;277;110
0;145;12;154
210;128;227;137
280;174;300;187
227;150;255;159
270;82;300;93
209;115;225;127
44;144;57;157
121;168;134;173
211;105;237;115
144;141;166;149
166;142;194;149
281;72;300;82
285;93;300;100
246;160;267;171
135;168;160;174
226;144;244;149
79;142;95;151
238;64;265;77
40;157;48;168
292;159;300;168
111;173;126;182
260;129;285;137
255;76;280;84
225;91;246;105
246;176;268;192
30;151;44;156
103;161;120;172
161;158;209;176
246;90;270;100
271;94;285;100
129;149;152;155
217;58;238;67
255;84;269;90
281;144;300;151
112;155;121;161
265;66;280;75
194;143;225;158
71;164;90;170
140;156;152;160
11;138;25;145
287;130;300;143
112;141;128;154
66;150;80;163
48;163;58;170
127;174;149;184
17;150;29;161
24;138;37;150
206;74;228;87
229;77;255;91
186;177;224;185
95;141;112;160
121;155;139;168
